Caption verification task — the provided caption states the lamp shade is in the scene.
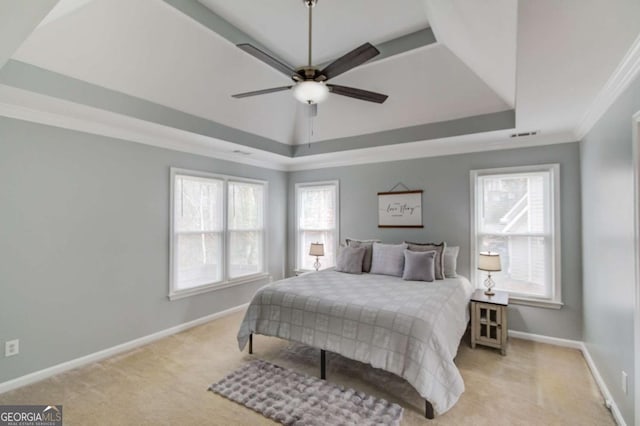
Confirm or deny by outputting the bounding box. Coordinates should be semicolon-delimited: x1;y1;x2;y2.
309;243;325;257
293;81;329;104
478;252;501;271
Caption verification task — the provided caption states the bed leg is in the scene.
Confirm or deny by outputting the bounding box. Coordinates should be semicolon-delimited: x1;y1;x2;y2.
249;334;253;355
425;400;434;419
320;349;326;380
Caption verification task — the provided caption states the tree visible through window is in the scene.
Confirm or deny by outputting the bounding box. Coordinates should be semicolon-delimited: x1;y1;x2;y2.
174;175;223;290
228;181;264;279
295;181;339;271
170;169;267;299
472;165;560;304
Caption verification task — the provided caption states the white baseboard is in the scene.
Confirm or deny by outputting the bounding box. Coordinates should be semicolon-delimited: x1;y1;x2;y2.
508;329;583;349
509;330;625;426
0;303;248;395
580;342;627;426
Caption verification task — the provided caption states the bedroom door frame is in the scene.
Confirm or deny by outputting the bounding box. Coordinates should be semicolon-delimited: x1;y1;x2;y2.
633;110;640;422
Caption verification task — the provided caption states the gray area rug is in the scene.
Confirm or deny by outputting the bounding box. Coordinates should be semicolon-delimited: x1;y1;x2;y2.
209;359;404;426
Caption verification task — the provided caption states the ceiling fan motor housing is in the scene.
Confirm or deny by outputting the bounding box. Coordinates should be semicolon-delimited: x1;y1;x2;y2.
294;67;320;81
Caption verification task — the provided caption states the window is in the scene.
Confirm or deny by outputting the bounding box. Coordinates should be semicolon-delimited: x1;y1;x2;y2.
170;168;267;300
295;181;339;272
471;164;561;308
228;181;264;279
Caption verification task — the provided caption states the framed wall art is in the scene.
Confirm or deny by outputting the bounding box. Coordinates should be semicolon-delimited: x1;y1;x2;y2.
378;189;423;228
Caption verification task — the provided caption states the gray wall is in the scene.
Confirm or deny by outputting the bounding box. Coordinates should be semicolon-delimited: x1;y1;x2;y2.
288;142;583;340
580;72;640;425
0;117;287;383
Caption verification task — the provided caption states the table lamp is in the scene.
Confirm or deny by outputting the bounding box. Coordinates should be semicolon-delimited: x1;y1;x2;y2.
309;243;324;271
478;251;501;295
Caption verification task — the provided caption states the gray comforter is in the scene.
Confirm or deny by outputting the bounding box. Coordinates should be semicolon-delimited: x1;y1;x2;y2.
237;270;473;416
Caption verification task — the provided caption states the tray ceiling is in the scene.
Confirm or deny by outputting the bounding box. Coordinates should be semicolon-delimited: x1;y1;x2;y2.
0;0;638;170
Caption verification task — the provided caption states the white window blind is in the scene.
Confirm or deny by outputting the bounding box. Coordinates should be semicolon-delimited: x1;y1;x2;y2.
295;181;339;271
170;169;267;299
228;181;264;279
174;175;224;290
471;165;561;306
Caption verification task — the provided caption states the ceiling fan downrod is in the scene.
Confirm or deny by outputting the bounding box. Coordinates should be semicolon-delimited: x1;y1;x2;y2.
304;0;317;68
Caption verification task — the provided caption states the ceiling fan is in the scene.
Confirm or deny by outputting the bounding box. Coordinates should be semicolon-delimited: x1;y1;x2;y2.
231;0;388;110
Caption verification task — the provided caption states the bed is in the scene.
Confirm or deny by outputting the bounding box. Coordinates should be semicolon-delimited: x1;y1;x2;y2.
237;269;473;418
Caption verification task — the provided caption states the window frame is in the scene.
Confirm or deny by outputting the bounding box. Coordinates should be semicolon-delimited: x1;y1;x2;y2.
470;164;562;309
169;168;268;300
294;180;340;273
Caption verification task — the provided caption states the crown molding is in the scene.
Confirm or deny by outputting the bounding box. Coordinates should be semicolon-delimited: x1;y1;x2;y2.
0;60;293;157
575;33;640;140
288;130;577;171
0;83;578;173
293;110;515;157
2;60;516;164
0;85;291;171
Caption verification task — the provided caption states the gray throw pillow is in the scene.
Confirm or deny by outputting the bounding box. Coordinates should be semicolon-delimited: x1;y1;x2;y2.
345;238;380;273
335;246;366;274
443;246;459;278
406;241;446;280
369;242;407;277
402;249;436;282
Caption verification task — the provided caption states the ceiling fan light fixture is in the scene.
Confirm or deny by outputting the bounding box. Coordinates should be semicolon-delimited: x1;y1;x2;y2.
293;81;329;104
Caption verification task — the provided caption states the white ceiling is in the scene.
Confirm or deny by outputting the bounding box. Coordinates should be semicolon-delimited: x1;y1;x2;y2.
2;0;640;170
37;0;95;28
516;0;640;135
0;0;57;69
425;0;517;107
197;0;430;66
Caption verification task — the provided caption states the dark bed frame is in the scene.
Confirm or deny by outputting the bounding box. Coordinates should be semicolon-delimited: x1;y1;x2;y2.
248;333;435;419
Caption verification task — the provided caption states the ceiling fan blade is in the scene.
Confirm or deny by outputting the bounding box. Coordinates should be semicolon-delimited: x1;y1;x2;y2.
318;43;380;81
232;86;292;98
237;43;297;77
327;84;388;104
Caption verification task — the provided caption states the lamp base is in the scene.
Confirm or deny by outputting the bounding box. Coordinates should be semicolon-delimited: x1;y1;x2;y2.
313;257;321;272
483;274;496;296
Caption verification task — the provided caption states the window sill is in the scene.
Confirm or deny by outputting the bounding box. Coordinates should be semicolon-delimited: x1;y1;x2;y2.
169;272;270;301
509;296;564;309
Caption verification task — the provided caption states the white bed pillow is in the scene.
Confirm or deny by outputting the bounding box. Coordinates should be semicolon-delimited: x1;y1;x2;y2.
443;246;460;278
370;242;407;277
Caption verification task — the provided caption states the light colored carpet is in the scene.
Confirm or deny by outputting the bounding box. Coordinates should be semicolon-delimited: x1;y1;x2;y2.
210;359;403;426
0;309;615;425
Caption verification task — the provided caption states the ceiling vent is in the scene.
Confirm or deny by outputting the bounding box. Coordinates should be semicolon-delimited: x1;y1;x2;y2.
510;131;539;138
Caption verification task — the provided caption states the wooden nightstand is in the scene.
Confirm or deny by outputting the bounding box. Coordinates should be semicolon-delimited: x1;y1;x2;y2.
470;289;509;355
